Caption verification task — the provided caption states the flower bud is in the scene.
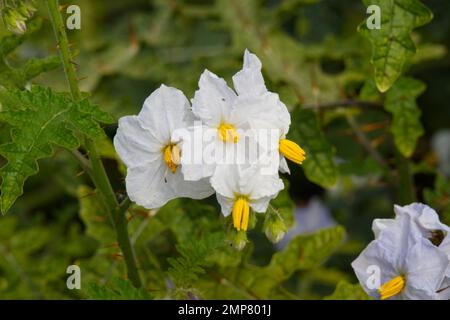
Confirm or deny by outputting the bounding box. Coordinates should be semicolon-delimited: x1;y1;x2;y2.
17;1;37;19
229;229;248;251
264;213;287;244
3;8;27;35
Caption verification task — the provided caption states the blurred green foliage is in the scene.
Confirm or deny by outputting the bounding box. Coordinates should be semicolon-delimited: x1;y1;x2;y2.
0;0;449;299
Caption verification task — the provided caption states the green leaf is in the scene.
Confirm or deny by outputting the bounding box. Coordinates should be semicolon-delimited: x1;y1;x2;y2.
385;77;425;157
77;185;115;244
0;86;113;214
267;226;345;277
359;0;433;92
324;281;371;300
236;226;346;298
168;232;227;287
291;108;339;188
86;277;151;300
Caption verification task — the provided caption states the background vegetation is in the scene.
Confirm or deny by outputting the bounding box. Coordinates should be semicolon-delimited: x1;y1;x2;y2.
0;0;449;299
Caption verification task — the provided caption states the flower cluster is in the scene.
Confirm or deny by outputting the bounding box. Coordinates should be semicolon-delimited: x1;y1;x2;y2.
352;203;450;300
114;50;305;237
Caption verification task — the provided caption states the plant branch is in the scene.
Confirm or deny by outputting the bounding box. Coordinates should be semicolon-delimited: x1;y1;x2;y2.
345;114;387;168
46;0;142;288
69;149;92;175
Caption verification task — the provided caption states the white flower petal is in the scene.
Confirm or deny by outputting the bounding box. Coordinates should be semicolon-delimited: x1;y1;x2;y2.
232;92;290;135
138;84;193;143
210;164;240;199
395;203;450;233
211;163;284;212
166;171;215;201
239;166;284;200
125;158;168;209
232;49;267;97
437;277;450;300
192;69;237;126
114;116;162;168
181;162;216;181
125;160;214;209
404;239;449;299
216;193;234;217
372;218;395;238
279;157;290;174
351;239;398;299
250;196;273;213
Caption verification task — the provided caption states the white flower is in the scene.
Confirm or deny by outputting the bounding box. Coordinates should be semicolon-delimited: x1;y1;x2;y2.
182;50;305;181
372;202;450;299
210;163;284;231
114;85;214;209
352;213;449;300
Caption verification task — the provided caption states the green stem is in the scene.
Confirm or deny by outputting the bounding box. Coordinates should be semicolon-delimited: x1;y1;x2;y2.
46;0;142;288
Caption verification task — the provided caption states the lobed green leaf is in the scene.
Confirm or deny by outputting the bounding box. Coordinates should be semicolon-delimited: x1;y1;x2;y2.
0;86;113;214
291;108;339;188
359;0;433;92
384;77;425;157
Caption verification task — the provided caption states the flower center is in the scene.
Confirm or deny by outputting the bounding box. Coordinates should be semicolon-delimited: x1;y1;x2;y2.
232;197;250;231
218;123;239;143
163;144;181;174
279;139;306;164
378;275;406;300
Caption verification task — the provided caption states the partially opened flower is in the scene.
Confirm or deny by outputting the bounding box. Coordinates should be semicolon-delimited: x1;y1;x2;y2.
114;85;214;209
352;213;449;300
210;164;284;231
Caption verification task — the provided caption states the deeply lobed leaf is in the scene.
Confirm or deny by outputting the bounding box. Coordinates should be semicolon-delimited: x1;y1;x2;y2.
0;86;113;214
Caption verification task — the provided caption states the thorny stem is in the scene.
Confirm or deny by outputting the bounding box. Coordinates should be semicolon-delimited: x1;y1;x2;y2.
46;0;142;288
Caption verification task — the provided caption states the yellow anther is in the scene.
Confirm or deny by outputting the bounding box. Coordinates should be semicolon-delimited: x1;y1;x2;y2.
378;275;406;300
163;144;181;174
232;197;250;231
279;139;306;164
218;123;239;143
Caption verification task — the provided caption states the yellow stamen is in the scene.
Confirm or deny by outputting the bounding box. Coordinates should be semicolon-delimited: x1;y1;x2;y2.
279;139;306;164
378;275;406;300
232;197;250;231
163;144;180;174
218;123;239;143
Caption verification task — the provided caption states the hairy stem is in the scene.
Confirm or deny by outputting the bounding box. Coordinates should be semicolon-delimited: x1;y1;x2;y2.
46;0;142;287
